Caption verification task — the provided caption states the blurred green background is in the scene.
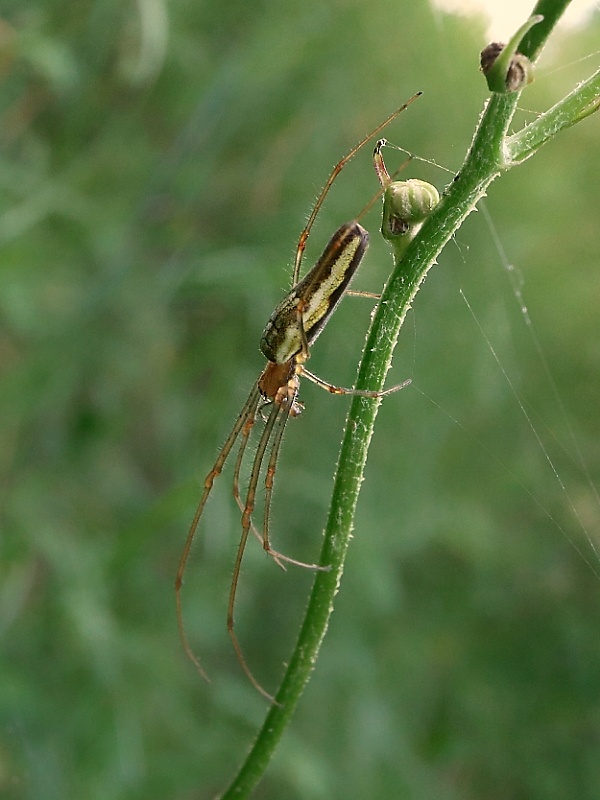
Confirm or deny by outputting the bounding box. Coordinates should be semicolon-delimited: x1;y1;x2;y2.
1;1;600;798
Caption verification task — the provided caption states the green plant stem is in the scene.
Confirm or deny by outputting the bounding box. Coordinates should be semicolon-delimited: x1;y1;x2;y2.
520;0;572;60
218;4;599;797
506;67;600;162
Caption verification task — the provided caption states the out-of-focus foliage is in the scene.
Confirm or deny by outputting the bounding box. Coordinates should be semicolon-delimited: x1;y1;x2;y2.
1;1;599;798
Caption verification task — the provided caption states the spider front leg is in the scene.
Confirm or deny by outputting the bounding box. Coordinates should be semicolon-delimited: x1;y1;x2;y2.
227;400;282;702
230;404;287;572
260;375;329;572
175;382;263;682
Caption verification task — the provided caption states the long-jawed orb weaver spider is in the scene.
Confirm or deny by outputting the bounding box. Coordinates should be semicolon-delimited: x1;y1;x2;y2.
176;94;422;701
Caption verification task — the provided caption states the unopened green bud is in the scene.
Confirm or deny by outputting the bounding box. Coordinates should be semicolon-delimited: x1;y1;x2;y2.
480;42;534;93
381;179;439;242
480;14;542;94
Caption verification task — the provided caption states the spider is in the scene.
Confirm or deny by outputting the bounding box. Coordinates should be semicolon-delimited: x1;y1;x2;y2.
176;94;420;701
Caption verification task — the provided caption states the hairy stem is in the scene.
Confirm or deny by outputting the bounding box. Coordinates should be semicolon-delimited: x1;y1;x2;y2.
218;3;598;797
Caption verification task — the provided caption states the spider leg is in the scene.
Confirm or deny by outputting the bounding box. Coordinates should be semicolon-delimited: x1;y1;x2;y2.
233;392;295;572
231;406;287;572
227;401;281;702
176;382;262;682
300;366;411;398
261;381;329;572
345;290;382;299
292;93;421;285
